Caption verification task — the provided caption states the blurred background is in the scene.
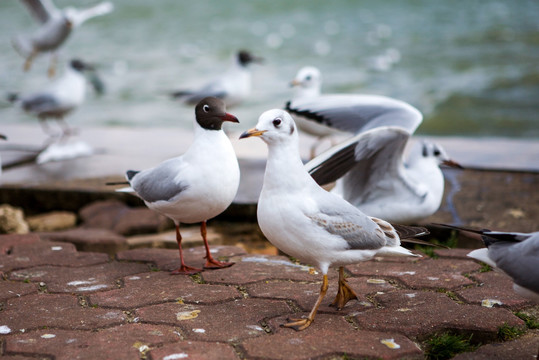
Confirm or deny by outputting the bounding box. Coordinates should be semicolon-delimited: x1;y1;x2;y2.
0;0;538;137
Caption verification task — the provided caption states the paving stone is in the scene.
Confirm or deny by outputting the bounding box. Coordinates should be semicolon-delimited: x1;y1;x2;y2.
38;227;128;254
242;313;422;360
0;279;38;302
135;298;290;342
434;248;475;259
0;234;40;254
4;324;181;360
9;261;149;293
202;255;322;285
246;276;394;312
149;341;239;360
354;290;526;342
457;270;533;309
346;257;480;290
0;240;109;273
79;200;172;235
453;330;539;360
26;211;77;232
116;246;246;272
88;271;241;308
2;293;126;332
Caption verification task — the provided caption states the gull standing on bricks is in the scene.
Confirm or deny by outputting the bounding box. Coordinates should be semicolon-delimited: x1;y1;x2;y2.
240;109;429;330
122;97;240;274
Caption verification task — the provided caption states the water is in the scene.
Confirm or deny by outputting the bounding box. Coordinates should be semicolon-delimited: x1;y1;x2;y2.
1;0;538;137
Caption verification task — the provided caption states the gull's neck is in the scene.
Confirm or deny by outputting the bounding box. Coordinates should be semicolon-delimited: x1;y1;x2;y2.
294;85;320;99
263;139;314;193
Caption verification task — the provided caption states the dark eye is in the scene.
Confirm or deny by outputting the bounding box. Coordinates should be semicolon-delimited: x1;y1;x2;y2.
273;118;282;127
305;75;312;81
433;149;441;156
203;105;210;112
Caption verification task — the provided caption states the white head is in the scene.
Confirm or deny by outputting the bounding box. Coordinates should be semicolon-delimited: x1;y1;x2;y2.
290;66;322;97
409;141;462;168
239;109;298;145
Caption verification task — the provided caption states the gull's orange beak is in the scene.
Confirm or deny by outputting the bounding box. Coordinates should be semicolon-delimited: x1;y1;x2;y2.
239;128;266;139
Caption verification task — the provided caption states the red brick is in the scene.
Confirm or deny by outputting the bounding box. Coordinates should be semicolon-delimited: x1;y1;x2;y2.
201;255;321;285
4;324;181;360
347;257;479;290
0;234;40;254
0;240;108;273
39;227;128;254
246;276;393;312
9;261;148;293
354;290;526;342
88;271;241;308
243;314;422;360
3;293;126;332
136;298;290;342
116;246;245;272
149;341;239;360
457;270;533;309
0;279;37;302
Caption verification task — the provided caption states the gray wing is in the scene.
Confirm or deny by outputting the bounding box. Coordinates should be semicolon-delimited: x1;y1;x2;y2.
306;126;410;204
22;93;60;113
286;94;422;135
128;158;190;203
307;191;386;250
488;235;539;293
20;0;58;23
171;80;227;104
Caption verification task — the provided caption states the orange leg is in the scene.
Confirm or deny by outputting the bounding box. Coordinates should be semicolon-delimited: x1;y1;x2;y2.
330;266;359;309
170;224;202;275
283;274;329;331
201;220;234;269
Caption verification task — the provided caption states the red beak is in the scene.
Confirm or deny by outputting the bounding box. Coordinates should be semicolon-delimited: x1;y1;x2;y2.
221;112;239;123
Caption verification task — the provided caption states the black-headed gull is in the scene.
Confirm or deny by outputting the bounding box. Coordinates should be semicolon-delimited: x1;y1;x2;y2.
170;50;263;107
13;0;113;77
442;224;539;303
123;97;240;274
8;59;96;138
286;66;422;157
305;126;462;224
240;109;429;330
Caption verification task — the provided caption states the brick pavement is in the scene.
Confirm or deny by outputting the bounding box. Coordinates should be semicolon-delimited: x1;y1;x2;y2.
1;233;538;359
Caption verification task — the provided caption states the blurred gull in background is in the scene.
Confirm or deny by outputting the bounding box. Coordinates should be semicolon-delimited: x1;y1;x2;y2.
170;50;263;107
12;0;113;77
305;126;462;224
286;66;423;157
8;59;98;139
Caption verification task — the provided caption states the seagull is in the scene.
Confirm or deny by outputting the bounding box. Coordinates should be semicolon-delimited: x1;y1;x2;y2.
240;109;430;330
440;224;539;303
122;97;240;274
286;66;423;157
170;50;263;107
13;0;114;77
8;59;96;139
305;126;463;224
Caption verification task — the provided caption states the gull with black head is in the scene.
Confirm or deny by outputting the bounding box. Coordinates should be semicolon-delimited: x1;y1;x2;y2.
170;50;263;107
122;97;240;274
8;59;98;139
305;126;462;224
240;109;429;330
